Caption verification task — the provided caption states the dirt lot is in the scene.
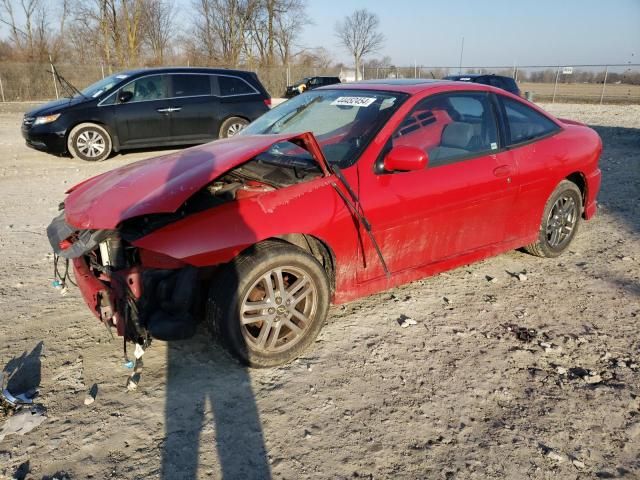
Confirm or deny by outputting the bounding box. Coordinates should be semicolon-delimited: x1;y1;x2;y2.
0;102;639;479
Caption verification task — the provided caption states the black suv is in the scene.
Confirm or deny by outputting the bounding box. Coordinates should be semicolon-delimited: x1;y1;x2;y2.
284;76;341;98
443;74;521;97
22;67;271;161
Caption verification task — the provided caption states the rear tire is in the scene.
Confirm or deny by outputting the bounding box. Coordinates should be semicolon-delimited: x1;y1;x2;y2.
207;241;330;367
219;117;249;138
67;123;112;162
524;180;582;258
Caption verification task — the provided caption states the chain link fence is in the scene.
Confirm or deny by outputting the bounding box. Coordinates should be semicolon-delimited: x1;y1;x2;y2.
363;64;640;104
0;61;638;104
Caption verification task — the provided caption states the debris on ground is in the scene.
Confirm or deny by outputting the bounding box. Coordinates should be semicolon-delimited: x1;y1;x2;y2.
0;404;47;442
502;323;537;342
397;314;417;328
84;383;98;406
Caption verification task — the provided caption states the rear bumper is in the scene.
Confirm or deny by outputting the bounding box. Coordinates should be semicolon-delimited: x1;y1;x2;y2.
584;168;602;220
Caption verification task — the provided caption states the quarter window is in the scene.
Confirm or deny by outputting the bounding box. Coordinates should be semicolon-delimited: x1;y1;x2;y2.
392;92;498;168
171;74;211;97
218;76;255;96
120;75;167;102
501;97;559;145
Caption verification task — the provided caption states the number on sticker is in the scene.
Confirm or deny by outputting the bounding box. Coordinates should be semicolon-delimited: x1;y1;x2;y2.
331;96;376;107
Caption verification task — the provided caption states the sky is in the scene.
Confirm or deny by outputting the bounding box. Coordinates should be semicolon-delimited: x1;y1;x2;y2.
300;0;640;67
1;0;638;68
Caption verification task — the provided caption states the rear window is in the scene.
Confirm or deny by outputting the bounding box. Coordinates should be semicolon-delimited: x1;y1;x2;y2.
219;76;256;96
501;97;559;145
172;74;211;97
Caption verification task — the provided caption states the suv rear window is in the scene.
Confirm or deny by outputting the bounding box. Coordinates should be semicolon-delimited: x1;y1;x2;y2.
219;76;256;96
172;74;211;97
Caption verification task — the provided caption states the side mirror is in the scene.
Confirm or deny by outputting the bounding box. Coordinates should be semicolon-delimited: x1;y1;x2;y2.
383;145;428;172
118;90;133;104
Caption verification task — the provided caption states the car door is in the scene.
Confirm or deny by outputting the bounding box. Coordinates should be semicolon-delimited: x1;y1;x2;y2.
166;73;220;143
357;91;518;281
114;74;171;147
496;95;563;239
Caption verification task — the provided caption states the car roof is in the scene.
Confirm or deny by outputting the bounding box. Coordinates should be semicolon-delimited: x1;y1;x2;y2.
319;79;493;95
115;67;256;77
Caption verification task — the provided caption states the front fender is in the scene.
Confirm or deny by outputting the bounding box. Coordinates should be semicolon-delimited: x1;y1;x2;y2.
131;176;361;286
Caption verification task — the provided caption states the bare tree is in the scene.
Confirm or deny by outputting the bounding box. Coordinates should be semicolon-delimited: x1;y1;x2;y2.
334;9;384;81
0;0;51;60
142;0;174;64
192;0;257;66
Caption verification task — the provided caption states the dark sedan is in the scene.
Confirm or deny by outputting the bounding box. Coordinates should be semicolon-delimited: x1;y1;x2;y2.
22;67;271;161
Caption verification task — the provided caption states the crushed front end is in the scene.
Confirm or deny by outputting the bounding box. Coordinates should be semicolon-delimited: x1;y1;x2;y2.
47;212;200;347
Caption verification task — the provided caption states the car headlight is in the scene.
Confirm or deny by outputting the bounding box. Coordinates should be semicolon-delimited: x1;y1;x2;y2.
34;113;61;125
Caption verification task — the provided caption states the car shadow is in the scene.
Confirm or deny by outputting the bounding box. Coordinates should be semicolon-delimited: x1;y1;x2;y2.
589;125;640;236
156;145;271;479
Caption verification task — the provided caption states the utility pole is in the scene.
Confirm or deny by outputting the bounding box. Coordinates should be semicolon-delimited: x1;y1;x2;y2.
458;37;464;74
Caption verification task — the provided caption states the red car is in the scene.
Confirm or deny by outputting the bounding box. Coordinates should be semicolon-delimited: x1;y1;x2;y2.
47;80;602;367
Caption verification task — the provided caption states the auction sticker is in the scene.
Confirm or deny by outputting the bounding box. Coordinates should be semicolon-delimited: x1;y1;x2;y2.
331;96;376;107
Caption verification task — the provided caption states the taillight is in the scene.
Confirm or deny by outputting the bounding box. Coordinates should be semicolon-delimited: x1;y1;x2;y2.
59;239;73;250
263;98;272;107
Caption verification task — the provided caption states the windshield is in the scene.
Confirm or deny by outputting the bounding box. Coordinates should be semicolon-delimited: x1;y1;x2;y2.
241;89;407;167
78;73;130;99
293;78;310;85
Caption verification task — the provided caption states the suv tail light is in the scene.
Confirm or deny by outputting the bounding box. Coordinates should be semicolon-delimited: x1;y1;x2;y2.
263;98;272;107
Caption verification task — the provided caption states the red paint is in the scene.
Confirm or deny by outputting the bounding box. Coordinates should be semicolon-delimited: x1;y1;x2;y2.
64;81;602;317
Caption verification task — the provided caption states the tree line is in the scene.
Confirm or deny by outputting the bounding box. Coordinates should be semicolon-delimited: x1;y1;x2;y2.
0;0;323;70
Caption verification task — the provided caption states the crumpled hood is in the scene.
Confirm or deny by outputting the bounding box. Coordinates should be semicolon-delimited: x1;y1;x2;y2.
63;133;325;230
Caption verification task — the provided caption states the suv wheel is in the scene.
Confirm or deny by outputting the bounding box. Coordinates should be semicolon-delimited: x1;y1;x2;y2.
67;123;112;162
219;117;249;138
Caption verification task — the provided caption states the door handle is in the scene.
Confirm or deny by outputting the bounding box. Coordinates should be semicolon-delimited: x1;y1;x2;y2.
493;165;513;177
167;107;181;113
156;108;170;113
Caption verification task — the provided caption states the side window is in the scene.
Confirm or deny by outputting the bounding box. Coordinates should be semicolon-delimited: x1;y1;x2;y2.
309;78;320;86
171;74;211;97
218;76;255;96
501;97;559;145
120;75;167;102
392;92;498;168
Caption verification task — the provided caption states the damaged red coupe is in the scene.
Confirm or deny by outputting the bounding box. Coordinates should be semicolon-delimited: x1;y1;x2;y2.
47;80;602;367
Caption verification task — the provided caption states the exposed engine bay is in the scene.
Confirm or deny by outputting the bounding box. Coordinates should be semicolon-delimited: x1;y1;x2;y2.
47;150;324;350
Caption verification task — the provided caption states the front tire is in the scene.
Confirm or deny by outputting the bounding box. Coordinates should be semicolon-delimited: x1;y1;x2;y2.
207;241;330;367
219;117;249;138
67;123;112;162
524;180;582;258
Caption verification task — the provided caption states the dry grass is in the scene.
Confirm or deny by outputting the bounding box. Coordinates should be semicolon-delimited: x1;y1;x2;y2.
519;81;640;104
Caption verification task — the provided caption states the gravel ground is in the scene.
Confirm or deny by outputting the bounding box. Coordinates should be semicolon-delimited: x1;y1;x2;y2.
0;102;639;479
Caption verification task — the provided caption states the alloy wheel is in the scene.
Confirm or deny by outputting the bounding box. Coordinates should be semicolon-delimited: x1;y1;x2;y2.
240;266;317;354
227;122;245;137
76;130;106;159
546;194;577;248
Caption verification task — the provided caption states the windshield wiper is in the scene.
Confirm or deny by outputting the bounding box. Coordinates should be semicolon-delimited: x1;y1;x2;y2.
329;164;390;278
49;62;86;99
265;96;322;133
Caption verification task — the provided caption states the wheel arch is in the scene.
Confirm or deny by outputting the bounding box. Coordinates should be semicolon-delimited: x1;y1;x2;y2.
565;171;587;217
264;234;336;294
